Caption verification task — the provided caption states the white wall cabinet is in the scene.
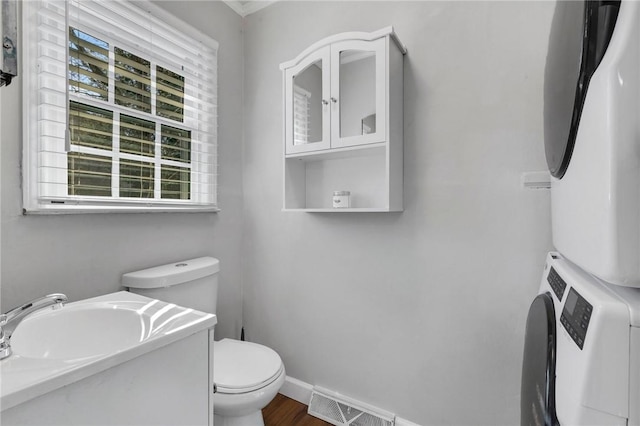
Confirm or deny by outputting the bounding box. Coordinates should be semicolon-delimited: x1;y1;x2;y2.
281;27;406;212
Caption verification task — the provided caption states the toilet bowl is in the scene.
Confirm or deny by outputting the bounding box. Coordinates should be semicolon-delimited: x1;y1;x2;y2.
213;339;286;426
122;257;284;425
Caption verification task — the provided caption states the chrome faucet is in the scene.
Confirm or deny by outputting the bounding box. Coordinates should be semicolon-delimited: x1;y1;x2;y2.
0;293;68;360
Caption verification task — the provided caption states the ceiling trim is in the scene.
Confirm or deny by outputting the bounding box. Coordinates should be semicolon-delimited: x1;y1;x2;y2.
222;0;245;16
222;0;279;17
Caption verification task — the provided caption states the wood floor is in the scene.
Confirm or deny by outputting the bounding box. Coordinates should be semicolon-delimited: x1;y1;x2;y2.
263;393;332;426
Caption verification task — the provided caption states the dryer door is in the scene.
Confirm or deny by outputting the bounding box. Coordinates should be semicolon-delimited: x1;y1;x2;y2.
544;0;620;179
521;293;559;426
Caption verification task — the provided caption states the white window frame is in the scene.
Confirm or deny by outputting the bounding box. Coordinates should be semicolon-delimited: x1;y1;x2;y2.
22;0;219;213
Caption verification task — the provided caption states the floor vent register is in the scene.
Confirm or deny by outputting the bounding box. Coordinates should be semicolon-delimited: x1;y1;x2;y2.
308;386;395;426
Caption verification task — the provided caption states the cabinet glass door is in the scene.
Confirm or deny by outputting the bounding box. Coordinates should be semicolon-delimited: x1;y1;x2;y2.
285;48;330;154
331;39;385;148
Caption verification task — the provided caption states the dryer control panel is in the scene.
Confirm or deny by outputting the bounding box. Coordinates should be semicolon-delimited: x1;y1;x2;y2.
561;287;593;349
548;267;567;301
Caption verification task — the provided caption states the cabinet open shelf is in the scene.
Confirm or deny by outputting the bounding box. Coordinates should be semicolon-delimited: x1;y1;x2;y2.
284;147;400;211
283;208;399;213
285;142;385;161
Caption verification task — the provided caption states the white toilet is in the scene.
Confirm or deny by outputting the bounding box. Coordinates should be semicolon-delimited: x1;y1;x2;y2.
122;257;285;426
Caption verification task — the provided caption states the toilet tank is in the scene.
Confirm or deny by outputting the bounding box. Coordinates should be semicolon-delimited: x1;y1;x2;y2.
122;257;220;315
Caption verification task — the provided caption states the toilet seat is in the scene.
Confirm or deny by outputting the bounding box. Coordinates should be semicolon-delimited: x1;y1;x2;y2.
213;339;284;394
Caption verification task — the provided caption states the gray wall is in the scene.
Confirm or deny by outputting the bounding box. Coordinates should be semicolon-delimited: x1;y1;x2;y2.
242;2;554;424
0;1;244;340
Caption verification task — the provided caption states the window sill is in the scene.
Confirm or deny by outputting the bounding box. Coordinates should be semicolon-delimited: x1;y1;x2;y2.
23;203;220;215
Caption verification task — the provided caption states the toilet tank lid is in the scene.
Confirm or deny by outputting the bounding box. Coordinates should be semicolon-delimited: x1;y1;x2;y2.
122;257;220;289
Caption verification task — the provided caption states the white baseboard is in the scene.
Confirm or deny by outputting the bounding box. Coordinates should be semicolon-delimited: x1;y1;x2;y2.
279;375;313;405
278;375;422;426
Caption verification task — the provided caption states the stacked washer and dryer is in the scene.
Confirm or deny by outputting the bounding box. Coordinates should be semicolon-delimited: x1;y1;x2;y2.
521;1;640;425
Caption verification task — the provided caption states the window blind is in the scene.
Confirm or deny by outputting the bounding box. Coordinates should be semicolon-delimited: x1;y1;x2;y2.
293;85;311;144
23;0;218;212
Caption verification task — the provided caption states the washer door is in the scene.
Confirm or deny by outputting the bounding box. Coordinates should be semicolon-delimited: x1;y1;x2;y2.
544;0;620;179
521;293;559;426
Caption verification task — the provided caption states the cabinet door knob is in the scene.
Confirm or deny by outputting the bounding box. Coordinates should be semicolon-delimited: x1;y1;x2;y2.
322;99;329;105
331;97;337;103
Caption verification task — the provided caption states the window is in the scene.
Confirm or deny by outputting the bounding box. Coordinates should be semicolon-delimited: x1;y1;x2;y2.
23;0;218;213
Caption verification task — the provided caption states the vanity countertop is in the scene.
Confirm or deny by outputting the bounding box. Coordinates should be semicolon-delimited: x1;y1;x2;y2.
0;291;216;410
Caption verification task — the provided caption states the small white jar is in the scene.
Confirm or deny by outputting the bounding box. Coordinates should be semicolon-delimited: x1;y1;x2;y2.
332;191;351;208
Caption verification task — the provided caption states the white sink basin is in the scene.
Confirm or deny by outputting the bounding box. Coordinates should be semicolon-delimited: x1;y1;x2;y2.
11;304;147;360
1;291;216;411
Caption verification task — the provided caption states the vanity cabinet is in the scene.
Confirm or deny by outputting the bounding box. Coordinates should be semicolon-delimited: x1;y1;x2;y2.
281;27;406;212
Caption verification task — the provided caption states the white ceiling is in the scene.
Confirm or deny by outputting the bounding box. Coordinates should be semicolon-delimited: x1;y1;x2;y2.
222;0;279;17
